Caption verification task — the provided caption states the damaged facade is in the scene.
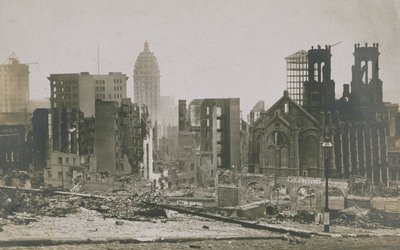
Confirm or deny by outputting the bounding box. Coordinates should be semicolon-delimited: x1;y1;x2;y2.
32;97;155;188
249;44;390;186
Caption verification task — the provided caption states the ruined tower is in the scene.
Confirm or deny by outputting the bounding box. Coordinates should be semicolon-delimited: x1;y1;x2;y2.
303;45;335;119
351;43;383;120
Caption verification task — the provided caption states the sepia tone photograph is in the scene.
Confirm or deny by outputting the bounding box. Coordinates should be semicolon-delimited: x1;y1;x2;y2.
0;0;400;249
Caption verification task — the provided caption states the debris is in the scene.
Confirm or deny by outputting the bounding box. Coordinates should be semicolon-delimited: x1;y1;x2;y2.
265;203;279;215
0;188;167;226
291;210;315;224
189;244;201;248
333;206;400;229
202;225;209;229
115;220;124;226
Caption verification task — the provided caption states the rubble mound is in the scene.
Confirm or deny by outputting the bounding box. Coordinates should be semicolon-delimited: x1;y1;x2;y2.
0;188;166;227
333;206;400;229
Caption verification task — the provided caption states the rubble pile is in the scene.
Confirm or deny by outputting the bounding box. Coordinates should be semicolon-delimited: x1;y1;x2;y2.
0;188;166;228
86;192;166;221
0;188;79;218
291;210;315;224
333;206;400;229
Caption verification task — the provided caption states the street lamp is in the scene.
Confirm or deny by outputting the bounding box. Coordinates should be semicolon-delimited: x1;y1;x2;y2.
321;136;333;233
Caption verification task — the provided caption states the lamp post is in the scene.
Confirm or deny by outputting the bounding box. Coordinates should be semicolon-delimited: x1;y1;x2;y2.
321;136;333;233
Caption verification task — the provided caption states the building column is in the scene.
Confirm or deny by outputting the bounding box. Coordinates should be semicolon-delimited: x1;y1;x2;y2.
362;129;367;178
331;132;337;177
371;168;375;186
348;128;352;175
339;128;345;177
355;128;360;175
293;129;300;176
370;128;374;184
377;128;381;165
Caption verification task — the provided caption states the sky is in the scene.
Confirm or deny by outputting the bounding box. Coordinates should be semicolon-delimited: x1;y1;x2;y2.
0;0;399;115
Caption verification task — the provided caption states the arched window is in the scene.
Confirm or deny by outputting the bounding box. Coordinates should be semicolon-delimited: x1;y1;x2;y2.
361;61;367;84
303;136;319;167
320;62;325;82
367;60;373;83
266;131;289;168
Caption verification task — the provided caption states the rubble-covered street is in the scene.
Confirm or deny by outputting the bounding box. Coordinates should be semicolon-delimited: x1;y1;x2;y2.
2;187;400;249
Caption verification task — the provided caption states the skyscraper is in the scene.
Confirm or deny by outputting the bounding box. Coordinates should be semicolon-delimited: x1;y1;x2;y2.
285;50;308;105
133;41;160;123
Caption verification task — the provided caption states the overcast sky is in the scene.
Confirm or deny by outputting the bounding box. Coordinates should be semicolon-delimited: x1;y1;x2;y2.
1;0;399;114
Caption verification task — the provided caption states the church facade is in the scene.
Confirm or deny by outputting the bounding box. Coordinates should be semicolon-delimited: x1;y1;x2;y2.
249;43;390;186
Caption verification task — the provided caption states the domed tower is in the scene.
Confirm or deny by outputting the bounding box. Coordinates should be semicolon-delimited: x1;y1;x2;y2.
133;41;160;122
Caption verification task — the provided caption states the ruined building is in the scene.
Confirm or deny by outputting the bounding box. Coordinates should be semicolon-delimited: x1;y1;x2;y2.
32;107;84;188
285;50;308;105
32;98;154;187
0;125;28;173
94;99;154;177
384;102;400;184
186;98;241;170
249;44;390;186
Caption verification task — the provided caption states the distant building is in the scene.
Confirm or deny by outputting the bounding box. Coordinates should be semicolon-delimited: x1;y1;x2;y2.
48;72;128;117
0;53;29;113
285;50;308;105
0;53;30;126
94;73;128;102
158;95;178;139
133;41;160;123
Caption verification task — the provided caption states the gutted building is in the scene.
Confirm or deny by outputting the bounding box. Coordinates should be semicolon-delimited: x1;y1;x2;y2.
285;50;308;105
249;43;390;186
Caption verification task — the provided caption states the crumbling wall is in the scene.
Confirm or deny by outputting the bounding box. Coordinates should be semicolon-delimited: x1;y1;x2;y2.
237;174;348;212
218;185;239;207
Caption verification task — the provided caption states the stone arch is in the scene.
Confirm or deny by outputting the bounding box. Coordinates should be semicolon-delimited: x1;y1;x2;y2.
271;183;289;203
328;186;346;197
296;185;317;208
246;181;266;202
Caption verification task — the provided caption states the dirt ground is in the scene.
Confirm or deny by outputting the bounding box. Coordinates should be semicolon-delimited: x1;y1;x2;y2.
2;208;400;249
4;237;400;250
0;208;279;242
